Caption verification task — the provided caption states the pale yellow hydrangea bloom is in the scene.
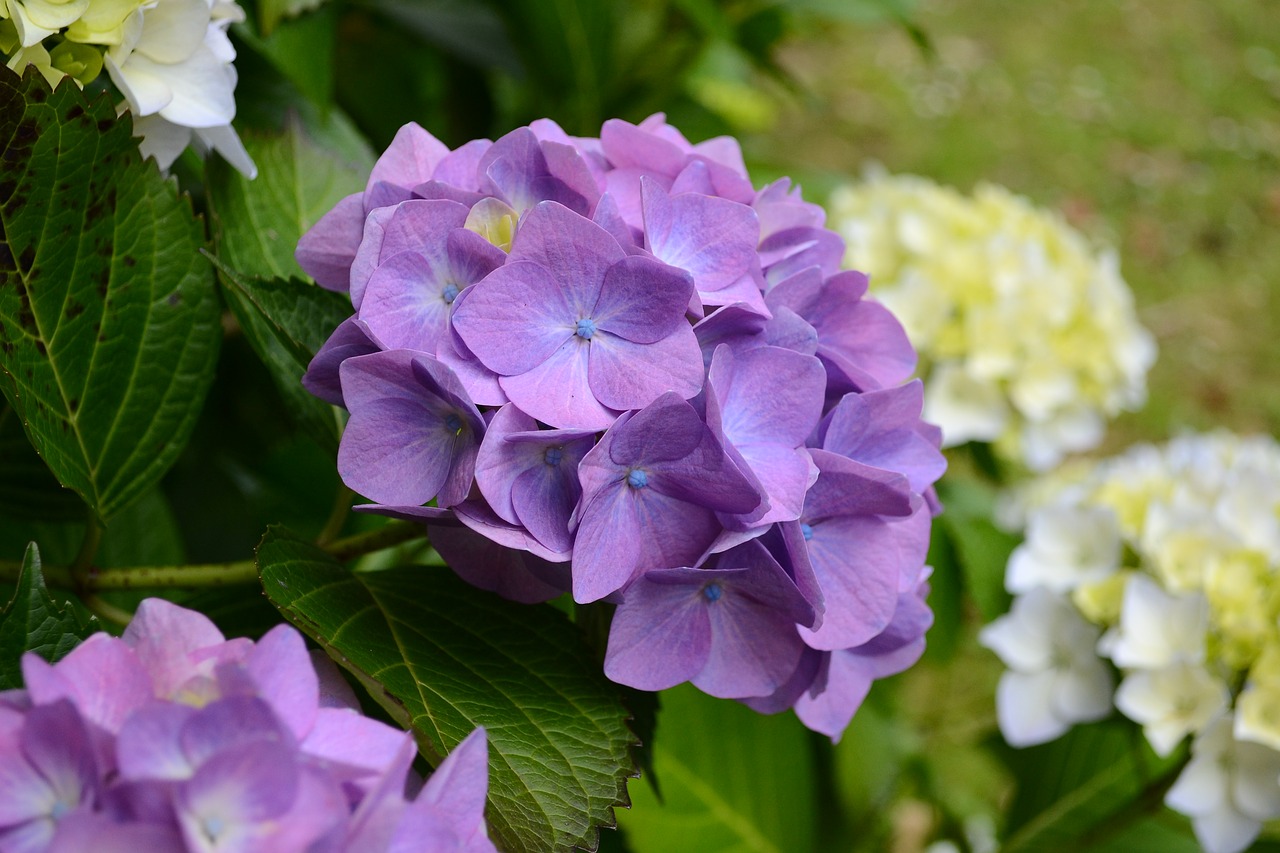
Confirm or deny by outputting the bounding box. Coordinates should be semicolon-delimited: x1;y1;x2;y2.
990;432;1280;852
828;171;1156;471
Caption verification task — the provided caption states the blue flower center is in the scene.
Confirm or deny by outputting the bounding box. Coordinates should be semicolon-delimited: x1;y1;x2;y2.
49;800;72;821
702;583;723;602
575;318;597;340
202;816;227;840
544;447;563;466
800;523;814;541
444;413;463;433
441;283;460;304
627;469;648;489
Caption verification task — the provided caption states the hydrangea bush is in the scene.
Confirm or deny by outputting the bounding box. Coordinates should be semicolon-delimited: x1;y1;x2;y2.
295;114;947;737
1;0;255;176
981;432;1280;853
0;597;495;852
827;171;1156;471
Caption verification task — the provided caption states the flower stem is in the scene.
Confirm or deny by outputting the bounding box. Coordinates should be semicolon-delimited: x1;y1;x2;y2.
0;521;426;593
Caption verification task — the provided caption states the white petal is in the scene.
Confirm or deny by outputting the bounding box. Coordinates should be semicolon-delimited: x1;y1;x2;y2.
1190;807;1261;853
135;0;209;63
132;112;193;170
105;52;173;116
1166;754;1228;816
996;670;1068;746
193;124;256;179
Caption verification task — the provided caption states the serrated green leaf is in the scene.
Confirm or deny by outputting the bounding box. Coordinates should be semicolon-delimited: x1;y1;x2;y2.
617;684;817;853
257;526;637;853
999;720;1188;852
0;402;83;521
0;68;220;523
0;542;97;689
206;108;373;281
212;261;348;449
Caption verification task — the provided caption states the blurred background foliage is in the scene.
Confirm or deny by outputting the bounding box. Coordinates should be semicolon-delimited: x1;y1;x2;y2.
4;0;1276;849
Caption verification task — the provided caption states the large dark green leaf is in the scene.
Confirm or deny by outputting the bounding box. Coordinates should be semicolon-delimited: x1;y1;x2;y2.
258;527;637;853
617;684;818;853
0;543;97;689
999;720;1188;852
0;68;220;522
206;107;373;281
212;262;349;450
0;402;83;521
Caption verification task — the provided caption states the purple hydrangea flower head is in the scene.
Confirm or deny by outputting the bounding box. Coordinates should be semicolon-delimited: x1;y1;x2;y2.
571;392;762;602
296;114;946;740
604;538;814;699
2;600;497;852
452;201;703;429
337;350;485;506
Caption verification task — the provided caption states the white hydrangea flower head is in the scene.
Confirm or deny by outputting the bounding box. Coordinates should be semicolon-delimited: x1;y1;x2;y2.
1165;715;1280;853
101;0;254;176
978;587;1113;746
828;170;1155;471
989;432;1280;850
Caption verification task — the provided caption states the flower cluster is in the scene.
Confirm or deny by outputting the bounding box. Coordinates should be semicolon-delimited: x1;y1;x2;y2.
0;598;495;852
296;115;947;738
827;171;1155;471
981;432;1280;853
1;0;255;177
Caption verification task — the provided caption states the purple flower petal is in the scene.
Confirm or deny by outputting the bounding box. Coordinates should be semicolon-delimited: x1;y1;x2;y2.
243;625;319;742
452;261;579;376
303;317;380;408
22;634;152;737
592;254;693;345
116;702;196;781
366;122;450;197
296;192;365;291
412;727;494;852
498;338;619;430
586;326;704;413
48;812;185;853
337;351;483;506
348;205;398;309
604;572;712;691
641;178;759;297
820;383;947;495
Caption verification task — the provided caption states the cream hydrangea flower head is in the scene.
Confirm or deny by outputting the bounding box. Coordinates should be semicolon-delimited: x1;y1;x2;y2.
0;0;254;177
988;431;1280;853
828;170;1156;471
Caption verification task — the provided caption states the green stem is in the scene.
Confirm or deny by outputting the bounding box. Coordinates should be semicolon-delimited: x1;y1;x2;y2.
0;521;426;593
315;486;354;546
324;520;424;563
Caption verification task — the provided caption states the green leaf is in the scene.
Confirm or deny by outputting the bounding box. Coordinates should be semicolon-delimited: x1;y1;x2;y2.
250;3;338;105
999;720;1188;852
617;684;817;853
206;108;373;281
361;0;522;75
936;476;1018;622
257;527;638;853
258;0;327;35
212;261;349;450
0;542;97;689
0;68;220;523
0;402;83;521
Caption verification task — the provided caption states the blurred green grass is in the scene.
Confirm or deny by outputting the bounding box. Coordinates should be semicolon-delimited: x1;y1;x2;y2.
747;0;1280;450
